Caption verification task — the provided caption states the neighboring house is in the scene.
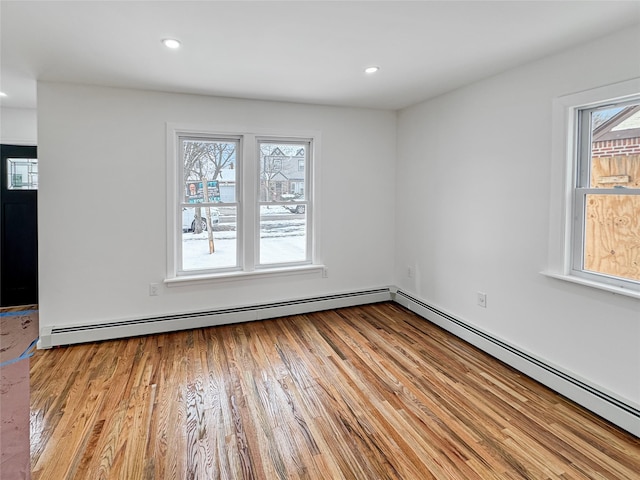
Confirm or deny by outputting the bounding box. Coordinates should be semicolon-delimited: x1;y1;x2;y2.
216;165;237;203
592;104;640;184
260;147;306;202
207;148;306;204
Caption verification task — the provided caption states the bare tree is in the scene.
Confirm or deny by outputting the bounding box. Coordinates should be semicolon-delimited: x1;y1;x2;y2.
183;140;236;253
183;142;209;234
205;142;235;180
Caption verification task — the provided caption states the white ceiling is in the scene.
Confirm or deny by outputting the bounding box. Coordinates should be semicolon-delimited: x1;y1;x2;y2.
1;1;639;111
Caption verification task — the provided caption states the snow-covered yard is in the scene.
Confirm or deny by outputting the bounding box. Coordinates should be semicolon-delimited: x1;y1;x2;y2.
182;215;306;270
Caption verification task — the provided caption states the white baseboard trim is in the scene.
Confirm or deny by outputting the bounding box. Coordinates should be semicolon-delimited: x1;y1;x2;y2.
37;285;639;437
37;287;392;350
392;288;640;438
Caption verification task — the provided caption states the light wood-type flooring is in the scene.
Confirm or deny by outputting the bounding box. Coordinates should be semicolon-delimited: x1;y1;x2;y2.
30;302;640;479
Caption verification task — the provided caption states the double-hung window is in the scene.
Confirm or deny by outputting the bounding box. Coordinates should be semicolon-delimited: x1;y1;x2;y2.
179;135;240;273
167;126;318;281
573;99;640;292
257;139;311;266
551;79;640;297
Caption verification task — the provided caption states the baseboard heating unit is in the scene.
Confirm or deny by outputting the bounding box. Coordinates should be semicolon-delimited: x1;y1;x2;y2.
37;285;638;436
392;288;640;437
38;287;392;350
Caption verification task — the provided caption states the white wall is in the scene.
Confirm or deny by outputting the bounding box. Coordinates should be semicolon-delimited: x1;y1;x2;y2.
37;83;396;329
396;26;640;410
36;25;639;430
0;107;37;145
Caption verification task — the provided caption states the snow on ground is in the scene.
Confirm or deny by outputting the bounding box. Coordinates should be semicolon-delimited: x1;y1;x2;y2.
182;216;306;270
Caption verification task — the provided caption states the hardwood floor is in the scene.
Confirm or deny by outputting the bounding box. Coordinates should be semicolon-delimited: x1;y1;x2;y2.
30;302;639;479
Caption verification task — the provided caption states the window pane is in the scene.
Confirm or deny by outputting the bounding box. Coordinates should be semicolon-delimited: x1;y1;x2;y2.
590;103;640;189
183;139;237;201
173;130;316;277
259;142;307;202
584;194;640;282
182;206;237;271
259;205;307;265
7;158;38;190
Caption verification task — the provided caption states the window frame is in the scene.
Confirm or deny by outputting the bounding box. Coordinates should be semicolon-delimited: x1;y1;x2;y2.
165;124;323;285
571;100;640;290
178;134;242;275
6;157;38;190
546;78;640;299
256;136;313;269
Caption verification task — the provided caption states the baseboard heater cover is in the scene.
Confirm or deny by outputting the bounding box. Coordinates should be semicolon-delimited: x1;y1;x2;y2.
393;289;640;438
39;288;392;349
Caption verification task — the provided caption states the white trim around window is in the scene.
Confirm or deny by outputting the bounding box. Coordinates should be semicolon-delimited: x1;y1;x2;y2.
165;123;323;285
544;78;640;299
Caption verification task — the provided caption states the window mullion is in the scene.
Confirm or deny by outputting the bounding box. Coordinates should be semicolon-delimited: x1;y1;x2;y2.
242;135;257;271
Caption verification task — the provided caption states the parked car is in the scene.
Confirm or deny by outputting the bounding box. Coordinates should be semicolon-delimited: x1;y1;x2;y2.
283;204;306;214
281;193;306;214
182;207;220;232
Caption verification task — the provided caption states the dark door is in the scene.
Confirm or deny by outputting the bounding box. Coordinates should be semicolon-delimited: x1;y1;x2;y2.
1;144;38;307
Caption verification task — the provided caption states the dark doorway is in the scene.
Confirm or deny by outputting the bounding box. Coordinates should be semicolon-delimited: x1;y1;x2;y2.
1;144;38;307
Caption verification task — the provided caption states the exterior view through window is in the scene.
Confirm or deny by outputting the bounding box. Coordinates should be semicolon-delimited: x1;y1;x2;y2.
179;135;312;274
258;141;309;265
575;101;640;288
181;137;238;272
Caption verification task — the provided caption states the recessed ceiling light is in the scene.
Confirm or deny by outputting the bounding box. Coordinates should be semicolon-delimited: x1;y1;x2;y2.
364;66;380;74
162;38;181;49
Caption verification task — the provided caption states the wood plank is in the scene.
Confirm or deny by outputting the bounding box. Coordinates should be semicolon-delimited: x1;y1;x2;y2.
597;174;631;184
585;194;640;281
30;303;640;479
587;152;640;281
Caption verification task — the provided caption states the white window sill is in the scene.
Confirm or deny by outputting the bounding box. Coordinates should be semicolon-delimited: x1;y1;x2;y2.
541;271;640;300
165;264;325;287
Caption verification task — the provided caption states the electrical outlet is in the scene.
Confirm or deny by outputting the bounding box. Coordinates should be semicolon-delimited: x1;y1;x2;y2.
322;267;329;278
407;266;413;278
477;292;487;308
149;283;160;296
